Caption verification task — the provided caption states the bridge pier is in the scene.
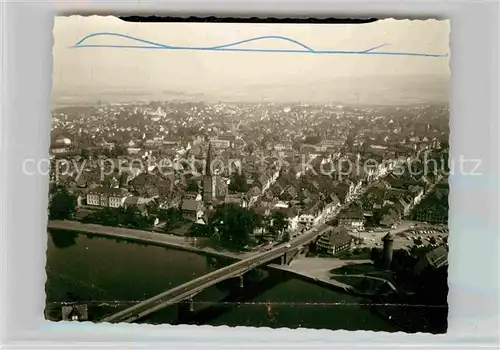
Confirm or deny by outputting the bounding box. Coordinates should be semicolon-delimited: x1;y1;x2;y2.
177;298;194;323
280;255;285;265
239;275;244;288
206;256;214;269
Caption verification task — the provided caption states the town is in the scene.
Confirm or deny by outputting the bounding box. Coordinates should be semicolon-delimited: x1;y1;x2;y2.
47;100;450;332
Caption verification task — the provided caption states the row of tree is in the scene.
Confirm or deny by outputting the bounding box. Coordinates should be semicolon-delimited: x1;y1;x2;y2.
228;173;250;193
81;206;153;229
81;203;188;231
48;189;290;251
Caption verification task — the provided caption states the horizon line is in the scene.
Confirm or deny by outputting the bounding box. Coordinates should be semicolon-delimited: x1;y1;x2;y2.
52;97;449;107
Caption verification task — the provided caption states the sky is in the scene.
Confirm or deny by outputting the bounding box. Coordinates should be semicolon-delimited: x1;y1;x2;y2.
52;16;450;104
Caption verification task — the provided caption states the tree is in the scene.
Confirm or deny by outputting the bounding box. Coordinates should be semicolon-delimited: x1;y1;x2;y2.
146;201;159;216
83;207;119;226
292;140;302;151
266;211;289;239
49;182;61;195
375;205;401;227
304;135;321;145
282;231;291;242
186;181;199;192
251;211;264;229
209;203;259;250
244;143;255;155
101;148;112;158
187;223;211;237
49;189;77;220
110;144;127;158
371;247;382;264
80;148;90;159
158;207;183;229
122;206;139;226
260;134;272;148
228;173;249;193
49;230;78;249
429;236;437;245
81;206;153;229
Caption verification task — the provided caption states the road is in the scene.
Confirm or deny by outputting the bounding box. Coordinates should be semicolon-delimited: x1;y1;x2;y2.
100;162;413;323
330;274;397;292
351;220;448;250
99;182;373;324
351;174;447;250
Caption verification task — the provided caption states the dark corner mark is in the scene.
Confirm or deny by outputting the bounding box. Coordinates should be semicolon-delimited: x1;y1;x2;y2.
118;16;379;24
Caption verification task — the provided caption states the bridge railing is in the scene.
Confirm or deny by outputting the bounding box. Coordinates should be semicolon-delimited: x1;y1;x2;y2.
101;242;292;323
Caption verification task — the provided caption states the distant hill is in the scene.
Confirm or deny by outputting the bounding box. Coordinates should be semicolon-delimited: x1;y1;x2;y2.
52;74;449;107
229;74;450;105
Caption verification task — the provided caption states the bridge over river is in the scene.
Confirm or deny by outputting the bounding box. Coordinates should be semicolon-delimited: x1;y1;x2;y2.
99;177;388;323
100;223;332;323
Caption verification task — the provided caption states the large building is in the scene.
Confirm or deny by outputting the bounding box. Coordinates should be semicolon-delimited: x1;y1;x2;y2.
87;186;130;208
414;245;448;275
316;226;354;256
338;209;365;230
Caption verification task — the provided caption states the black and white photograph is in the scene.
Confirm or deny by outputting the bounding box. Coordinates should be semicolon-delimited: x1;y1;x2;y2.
44;16;451;333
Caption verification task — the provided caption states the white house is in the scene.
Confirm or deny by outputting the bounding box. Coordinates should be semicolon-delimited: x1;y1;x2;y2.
298;213;316;229
87;186;130;208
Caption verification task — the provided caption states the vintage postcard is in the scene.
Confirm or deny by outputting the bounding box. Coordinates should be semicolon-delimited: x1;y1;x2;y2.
46;16;450;333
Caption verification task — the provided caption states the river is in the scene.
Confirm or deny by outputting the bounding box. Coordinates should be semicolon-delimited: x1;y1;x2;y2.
45;230;397;331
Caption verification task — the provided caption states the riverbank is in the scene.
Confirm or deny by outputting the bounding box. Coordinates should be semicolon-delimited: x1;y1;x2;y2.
47;220;254;261
270;257;374;294
46;231;401;331
47;221;386;297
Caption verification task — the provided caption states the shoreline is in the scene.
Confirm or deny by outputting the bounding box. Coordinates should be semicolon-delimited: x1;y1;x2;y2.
269;257;388;296
47;220;372;296
269;264;355;293
47;220;250;261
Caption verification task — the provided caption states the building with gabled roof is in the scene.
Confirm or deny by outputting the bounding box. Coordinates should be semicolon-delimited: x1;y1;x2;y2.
62;304;88;322
87;186;130;208
316;226;354;256
181;199;206;224
338;206;365;230
414;245;448;275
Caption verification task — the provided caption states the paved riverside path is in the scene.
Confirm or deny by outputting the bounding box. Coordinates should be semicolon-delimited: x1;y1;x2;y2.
47;220;254;260
49;177;379;323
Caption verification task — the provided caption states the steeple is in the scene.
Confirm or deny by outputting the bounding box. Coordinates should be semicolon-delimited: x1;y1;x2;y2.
205;142;213;176
203;141;216;204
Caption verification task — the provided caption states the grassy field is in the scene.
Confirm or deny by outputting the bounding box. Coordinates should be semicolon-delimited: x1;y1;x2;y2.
335;247;373;260
331;263;394;281
330;263;396;294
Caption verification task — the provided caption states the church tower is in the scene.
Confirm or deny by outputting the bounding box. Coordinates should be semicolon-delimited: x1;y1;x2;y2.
203;142;216;204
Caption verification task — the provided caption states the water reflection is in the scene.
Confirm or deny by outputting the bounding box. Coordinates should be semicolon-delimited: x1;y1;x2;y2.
48;230;78;249
46;230;398;331
172;271;290;325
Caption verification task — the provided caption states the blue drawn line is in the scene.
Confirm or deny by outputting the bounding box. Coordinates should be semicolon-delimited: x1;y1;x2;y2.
361;43;390;53
72;32;448;58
